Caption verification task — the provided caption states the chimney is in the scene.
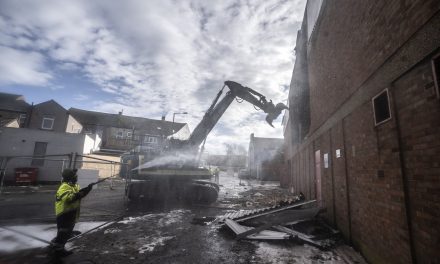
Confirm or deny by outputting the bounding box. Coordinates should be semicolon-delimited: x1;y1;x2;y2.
250;133;254;140
161;115;165;121
118;109;123;115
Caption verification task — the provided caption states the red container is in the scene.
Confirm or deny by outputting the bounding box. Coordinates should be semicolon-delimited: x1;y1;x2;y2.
15;168;38;184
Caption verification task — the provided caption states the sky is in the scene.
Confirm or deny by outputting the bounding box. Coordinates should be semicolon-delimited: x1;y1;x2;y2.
0;0;306;154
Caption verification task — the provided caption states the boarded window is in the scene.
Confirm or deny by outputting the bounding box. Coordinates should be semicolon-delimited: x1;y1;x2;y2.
432;54;440;99
372;89;391;126
41;117;54;130
31;142;48;166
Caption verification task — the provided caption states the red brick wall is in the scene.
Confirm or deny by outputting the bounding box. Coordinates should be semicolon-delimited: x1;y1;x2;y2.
283;2;440;262
284;143;316;200
315;131;336;225
308;0;440;134
330;121;350;240
343;102;412;263
392;61;440;263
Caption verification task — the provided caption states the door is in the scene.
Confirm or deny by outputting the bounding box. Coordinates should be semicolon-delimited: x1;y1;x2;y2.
31;142;48;166
315;150;322;205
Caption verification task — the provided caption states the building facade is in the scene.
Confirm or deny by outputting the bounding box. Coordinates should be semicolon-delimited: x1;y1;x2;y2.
28;100;82;133
283;1;440;263
69;108;190;155
248;133;284;180
0;127;98;183
0;92;30;128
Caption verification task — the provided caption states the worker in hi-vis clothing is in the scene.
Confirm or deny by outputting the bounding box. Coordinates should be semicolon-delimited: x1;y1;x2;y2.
50;169;92;257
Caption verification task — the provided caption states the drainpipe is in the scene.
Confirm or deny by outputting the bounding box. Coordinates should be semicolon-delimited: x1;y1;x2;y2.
389;86;417;264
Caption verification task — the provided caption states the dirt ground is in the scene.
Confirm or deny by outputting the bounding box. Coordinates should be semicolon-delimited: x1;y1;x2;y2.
0;173;367;264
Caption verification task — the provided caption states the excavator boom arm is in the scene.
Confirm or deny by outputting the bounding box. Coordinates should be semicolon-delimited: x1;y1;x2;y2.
186;81;288;148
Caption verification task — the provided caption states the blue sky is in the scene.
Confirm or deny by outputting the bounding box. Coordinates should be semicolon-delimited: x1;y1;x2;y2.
0;0;306;153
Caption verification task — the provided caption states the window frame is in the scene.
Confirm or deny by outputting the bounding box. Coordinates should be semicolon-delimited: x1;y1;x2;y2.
431;53;440;99
116;130;124;139
144;136;158;144
372;88;392;126
126;131;132;138
41;117;55;130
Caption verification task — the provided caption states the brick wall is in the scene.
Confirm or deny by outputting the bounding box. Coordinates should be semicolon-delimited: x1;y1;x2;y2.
344;102;412;263
392;61;440;263
308;0;440;134
330;121;350;240
283;1;440;263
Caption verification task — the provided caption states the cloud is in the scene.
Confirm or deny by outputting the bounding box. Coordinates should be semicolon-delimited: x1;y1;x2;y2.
0;0;306;153
0;45;52;86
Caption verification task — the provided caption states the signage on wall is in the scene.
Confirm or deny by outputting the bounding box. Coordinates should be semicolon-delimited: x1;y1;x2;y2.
323;153;329;168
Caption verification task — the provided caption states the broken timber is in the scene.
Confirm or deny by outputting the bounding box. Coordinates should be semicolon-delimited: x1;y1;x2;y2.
217;199;317;223
224;219;290;240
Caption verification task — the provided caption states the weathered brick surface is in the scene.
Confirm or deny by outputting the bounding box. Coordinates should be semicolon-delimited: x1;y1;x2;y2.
392;61;440;263
283;1;440;263
330;121;350;240
316;131;335;225
343;102;412;263
308;0;440;134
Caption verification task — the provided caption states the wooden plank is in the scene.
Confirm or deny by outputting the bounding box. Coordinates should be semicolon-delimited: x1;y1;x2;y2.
225;219;290;240
273;225;325;248
236;200;317;222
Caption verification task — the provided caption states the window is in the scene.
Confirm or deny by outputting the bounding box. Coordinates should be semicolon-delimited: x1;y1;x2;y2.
41;117;54;130
31;142;47;166
127;131;132;138
372;89;392;126
116;130;124;139
134;135;140;141
19;114;26;127
432;54;440;99
144;136;158;144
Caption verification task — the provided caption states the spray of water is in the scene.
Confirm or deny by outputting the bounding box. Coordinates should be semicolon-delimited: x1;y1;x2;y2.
134;151;199;170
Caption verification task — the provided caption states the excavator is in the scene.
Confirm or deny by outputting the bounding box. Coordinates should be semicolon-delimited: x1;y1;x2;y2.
126;81;288;204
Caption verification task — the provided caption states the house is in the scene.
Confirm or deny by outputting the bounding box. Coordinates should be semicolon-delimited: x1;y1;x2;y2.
283;1;440;263
0;127;98;183
68;108;190;156
248;133;284;180
28;100;83;133
0;92;30;128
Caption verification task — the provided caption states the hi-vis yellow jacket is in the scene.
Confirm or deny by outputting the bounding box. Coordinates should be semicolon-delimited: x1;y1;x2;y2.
55;182;81;219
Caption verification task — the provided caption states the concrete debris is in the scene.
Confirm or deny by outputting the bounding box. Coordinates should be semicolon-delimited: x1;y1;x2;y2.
221;199;340;249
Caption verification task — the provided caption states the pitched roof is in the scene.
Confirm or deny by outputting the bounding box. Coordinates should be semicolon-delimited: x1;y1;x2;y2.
34;99;66;111
250;136;284;149
68;108;186;136
0;92;30;112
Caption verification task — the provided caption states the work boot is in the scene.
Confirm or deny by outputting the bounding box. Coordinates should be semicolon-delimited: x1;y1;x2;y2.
54;248;73;258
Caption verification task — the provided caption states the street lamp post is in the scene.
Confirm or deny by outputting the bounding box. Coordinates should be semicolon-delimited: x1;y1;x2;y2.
172;112;188;137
